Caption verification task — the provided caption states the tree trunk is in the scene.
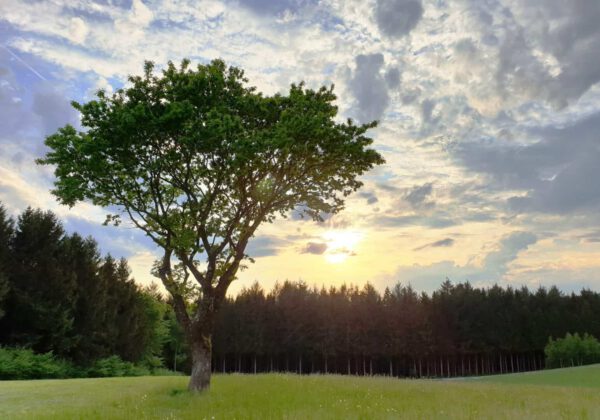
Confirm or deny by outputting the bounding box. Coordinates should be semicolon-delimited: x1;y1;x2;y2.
188;336;212;392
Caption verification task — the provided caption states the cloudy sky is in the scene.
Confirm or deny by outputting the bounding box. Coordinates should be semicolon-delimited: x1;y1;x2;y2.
2;0;600;294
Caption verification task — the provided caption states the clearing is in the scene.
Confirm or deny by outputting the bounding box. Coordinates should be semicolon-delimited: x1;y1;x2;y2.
1;365;599;419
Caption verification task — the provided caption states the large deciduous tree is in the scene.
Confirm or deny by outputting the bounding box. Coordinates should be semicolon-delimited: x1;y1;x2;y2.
38;59;384;391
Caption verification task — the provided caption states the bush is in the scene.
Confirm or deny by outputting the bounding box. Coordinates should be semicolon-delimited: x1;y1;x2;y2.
143;355;166;372
0;347;75;380
0;348;177;380
545;333;600;369
86;355;150;378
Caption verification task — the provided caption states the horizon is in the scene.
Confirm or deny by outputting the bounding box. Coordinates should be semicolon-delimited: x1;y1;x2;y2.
2;0;600;296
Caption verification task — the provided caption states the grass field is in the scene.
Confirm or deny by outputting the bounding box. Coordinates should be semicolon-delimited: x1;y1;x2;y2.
1;366;600;419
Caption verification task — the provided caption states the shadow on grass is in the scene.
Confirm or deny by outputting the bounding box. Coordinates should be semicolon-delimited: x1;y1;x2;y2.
169;388;188;397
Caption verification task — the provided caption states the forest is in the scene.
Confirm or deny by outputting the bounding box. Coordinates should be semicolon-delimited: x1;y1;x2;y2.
0;204;178;376
212;278;600;377
1;203;600;378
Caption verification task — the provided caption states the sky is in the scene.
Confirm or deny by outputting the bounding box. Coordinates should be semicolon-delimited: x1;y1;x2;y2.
2;0;600;295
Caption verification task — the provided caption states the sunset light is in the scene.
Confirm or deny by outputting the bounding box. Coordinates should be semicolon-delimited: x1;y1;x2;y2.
2;0;600;413
323;230;363;264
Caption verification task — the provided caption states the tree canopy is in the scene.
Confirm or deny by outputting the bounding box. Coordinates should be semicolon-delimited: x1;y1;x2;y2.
38;58;384;390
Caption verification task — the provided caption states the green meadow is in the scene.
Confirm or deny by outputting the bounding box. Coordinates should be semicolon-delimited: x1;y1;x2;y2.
1;365;600;419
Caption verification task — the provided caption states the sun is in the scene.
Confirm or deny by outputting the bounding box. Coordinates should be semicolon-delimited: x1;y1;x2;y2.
323;230;363;264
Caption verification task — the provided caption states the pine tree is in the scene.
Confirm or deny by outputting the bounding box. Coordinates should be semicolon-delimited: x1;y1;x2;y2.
4;208;77;355
0;204;13;321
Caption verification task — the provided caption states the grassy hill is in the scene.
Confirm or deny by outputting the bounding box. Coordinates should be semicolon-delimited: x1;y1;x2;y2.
475;363;600;388
1;366;599;419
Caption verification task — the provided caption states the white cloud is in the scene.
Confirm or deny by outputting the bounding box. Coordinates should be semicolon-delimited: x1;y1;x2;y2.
2;0;600;292
381;231;537;292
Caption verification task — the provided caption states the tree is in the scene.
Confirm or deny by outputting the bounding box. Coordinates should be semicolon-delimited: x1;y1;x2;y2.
0;204;13;320
3;208;77;355
38;59;384;391
545;333;600;368
62;233;107;362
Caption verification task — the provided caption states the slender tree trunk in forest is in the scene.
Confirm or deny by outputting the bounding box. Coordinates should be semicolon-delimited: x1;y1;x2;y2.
418;359;422;378
389;359;393;377
174;344;178;372
299;355;302;374
325;356;328;374
254;356;257;374
223;357;226;373
370;359;373;376
347;357;351;375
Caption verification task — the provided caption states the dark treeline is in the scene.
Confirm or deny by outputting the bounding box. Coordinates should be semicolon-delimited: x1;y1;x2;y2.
3;203;600;378
211;280;600;377
0;204;171;369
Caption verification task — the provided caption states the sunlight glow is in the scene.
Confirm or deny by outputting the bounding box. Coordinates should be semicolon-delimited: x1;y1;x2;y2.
323;230;363;264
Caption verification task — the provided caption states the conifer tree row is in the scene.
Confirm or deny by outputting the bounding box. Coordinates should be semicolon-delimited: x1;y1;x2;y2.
210;280;600;377
0;204;166;366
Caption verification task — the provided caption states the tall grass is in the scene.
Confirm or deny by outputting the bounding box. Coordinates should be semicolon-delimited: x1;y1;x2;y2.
2;367;600;419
